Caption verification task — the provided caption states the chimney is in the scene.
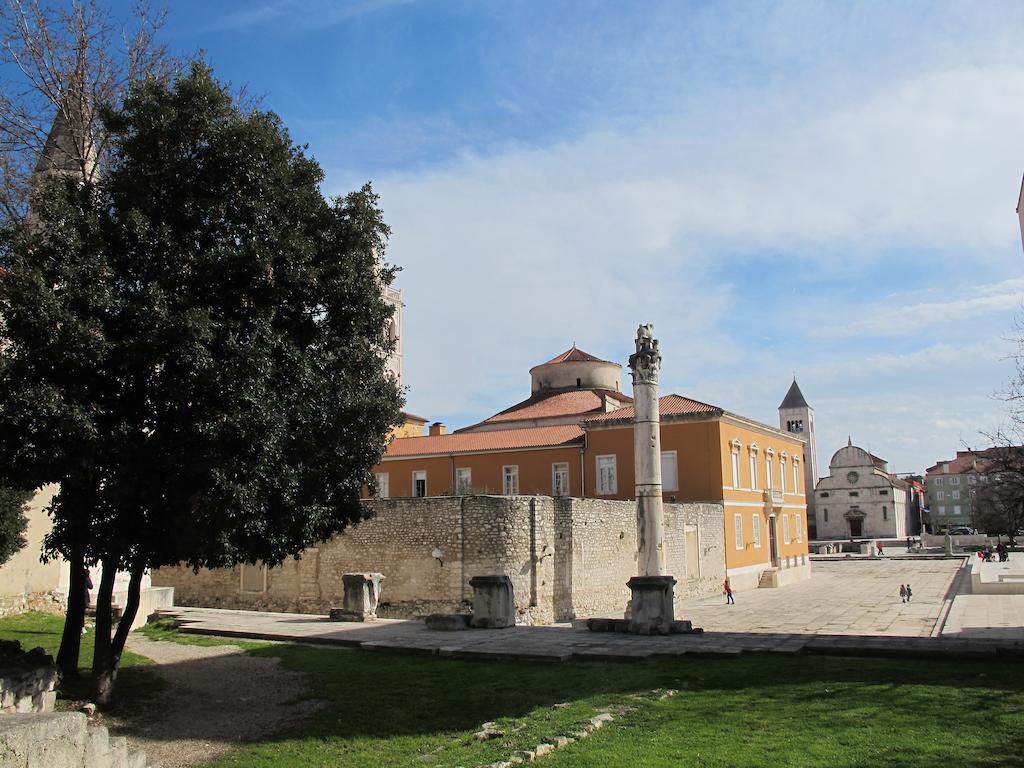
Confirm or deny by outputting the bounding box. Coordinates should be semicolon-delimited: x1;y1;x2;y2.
429;422;446;436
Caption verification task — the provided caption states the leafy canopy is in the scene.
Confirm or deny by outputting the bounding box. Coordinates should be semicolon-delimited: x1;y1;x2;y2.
0;61;403;572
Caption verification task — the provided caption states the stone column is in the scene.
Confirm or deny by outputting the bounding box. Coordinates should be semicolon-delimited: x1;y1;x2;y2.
330;572;384;622
629;323;666;576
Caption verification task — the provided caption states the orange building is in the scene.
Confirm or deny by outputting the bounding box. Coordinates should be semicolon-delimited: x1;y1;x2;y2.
371;346;811;590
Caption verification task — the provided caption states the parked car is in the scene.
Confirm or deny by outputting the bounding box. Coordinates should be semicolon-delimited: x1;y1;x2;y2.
948;526;974;535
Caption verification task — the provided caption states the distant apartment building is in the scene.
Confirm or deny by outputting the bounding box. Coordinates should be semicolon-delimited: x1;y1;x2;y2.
923;450;995;532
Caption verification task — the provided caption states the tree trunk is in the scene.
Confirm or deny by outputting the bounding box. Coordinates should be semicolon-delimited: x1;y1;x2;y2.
90;561;117;709
109;562;144;672
55;549;86;678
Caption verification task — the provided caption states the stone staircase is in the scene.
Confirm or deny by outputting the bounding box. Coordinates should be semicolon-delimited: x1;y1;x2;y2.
757;568;778;588
0;712;150;768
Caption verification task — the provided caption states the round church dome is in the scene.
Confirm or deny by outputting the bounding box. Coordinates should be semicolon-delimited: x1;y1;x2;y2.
529;346;621;394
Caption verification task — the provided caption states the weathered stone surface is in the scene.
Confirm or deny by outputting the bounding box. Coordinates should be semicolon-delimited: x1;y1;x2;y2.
627;575;675;635
470;576;515;629
424;614;470;631
154;495;726;625
329;573;385;622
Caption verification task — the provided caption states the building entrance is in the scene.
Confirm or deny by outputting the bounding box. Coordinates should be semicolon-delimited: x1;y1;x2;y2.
849;518;863;537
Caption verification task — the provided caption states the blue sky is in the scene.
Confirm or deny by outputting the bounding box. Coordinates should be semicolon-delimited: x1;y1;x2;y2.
107;1;1024;474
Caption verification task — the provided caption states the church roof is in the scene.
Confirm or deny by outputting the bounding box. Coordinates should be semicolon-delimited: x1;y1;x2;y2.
384;425;585;458
539;345;615;366
582;394;722;425
465;389;632;429
779;379;809;410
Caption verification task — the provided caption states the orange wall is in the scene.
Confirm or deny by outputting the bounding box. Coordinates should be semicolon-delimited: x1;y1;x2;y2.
583;420;723;501
371;447;584;498
717;417;808;569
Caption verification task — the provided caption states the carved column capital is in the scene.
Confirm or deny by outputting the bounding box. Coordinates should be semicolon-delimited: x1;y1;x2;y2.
628;323;661;385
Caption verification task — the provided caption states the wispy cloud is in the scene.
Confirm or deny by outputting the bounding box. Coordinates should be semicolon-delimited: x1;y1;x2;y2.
813;278;1024;339
203;0;415;34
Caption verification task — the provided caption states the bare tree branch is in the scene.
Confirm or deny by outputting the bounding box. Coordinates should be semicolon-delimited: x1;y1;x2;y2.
0;0;177;225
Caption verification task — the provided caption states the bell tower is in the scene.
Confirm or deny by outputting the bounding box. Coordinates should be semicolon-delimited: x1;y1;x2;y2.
779;378;818;537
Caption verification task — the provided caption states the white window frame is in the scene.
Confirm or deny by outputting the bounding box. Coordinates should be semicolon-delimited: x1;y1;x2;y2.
752;513;761;549
734;513;744;550
552;463;569;497
796;513;803;543
597;455;618;495
412;470;427;498
455;468;472;495
793;459;800;493
783;514;791;544
503;465;519;496
780;458;787;493
661;450;679;492
951;476;960;485
374;472;390;499
765;455;774;489
952;490;960;500
954;505;962;516
936;490;944;500
749;454;758;489
730;443;741;488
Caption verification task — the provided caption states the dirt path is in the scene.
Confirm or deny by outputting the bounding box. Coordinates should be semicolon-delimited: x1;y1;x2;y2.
109;635;320;768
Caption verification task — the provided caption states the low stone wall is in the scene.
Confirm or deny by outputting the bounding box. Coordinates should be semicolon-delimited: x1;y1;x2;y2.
0;711;150;768
0;591;66;620
0;642;59;716
921;533;994;549
153;496;725;624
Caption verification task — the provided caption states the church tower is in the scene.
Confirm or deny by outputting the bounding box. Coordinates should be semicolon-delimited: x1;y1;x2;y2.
779;379;818;537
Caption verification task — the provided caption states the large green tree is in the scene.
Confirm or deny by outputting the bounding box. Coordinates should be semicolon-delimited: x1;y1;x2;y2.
0;62;403;706
0;0;175;680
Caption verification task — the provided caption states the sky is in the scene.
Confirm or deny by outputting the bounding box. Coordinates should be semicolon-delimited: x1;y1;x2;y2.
98;1;1024;475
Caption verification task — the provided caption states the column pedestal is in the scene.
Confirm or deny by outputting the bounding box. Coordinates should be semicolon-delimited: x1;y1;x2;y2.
329;572;384;622
469;575;515;629
627;575;675;635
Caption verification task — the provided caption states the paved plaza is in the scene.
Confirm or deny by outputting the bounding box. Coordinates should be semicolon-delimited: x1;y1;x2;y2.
683;558;962;637
158;556;1024;660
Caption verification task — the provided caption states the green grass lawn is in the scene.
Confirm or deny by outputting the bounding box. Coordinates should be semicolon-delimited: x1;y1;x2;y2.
0;612;163;709
6;613;1024;767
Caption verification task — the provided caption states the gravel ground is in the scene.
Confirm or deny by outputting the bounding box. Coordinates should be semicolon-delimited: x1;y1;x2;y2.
108;635;320;768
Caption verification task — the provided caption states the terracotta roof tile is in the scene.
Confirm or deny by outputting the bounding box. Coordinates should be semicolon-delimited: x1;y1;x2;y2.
540;345;616;366
478;389;632;425
385;425;585;458
582;394;722;425
925;449;1000;475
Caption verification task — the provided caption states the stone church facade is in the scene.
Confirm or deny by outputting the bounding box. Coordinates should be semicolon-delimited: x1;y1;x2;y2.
814;441;909;540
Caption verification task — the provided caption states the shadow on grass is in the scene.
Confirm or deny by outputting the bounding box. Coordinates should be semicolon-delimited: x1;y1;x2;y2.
7;613;1024;767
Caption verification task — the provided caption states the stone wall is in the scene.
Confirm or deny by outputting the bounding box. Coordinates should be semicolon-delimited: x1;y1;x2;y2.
153;496;725;624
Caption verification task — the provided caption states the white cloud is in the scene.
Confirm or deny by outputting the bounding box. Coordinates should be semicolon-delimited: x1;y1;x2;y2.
812;279;1024;339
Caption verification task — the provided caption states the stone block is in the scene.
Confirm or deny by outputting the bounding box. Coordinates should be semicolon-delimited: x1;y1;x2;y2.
627;575;675;635
107;736;128;768
669;620;694;634
0;712;88;768
84;725;111;768
330;572;384;622
424;614;469;631
469;575;515;629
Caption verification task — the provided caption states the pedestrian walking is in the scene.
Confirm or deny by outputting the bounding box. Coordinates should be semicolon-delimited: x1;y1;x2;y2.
899;584;907;603
877;541;884;557
906;584;913;602
723;578;735;605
